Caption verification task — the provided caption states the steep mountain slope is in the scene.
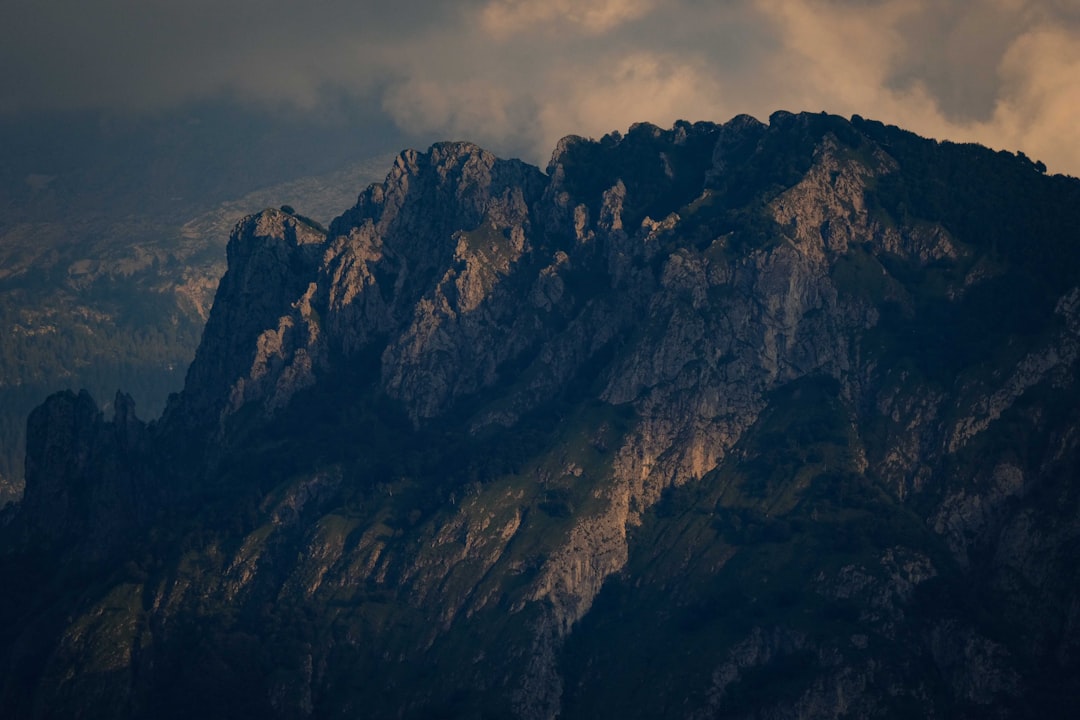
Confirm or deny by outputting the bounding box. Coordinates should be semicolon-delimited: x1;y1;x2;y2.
0;155;393;507
2;112;1079;719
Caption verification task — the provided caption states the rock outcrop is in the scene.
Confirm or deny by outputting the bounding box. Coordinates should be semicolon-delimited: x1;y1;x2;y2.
18;390;149;556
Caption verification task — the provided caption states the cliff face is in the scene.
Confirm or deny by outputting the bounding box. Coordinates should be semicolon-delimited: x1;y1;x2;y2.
18;390;148;553
3;112;1080;719
0;150;393;511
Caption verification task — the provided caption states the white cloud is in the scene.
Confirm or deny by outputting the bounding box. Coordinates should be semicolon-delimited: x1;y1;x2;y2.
480;0;658;37
3;0;1080;175
533;52;725;158
378;46;735;166
382;77;525;147
974;25;1080;173
750;0;1080;174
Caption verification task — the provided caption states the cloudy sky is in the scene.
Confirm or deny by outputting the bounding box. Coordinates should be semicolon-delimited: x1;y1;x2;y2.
3;0;1079;175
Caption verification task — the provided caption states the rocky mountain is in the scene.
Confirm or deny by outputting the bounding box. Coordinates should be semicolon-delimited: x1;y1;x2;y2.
2;111;1079;719
0;154;393;507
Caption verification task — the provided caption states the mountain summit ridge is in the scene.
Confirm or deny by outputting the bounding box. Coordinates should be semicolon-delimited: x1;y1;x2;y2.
4;112;1080;719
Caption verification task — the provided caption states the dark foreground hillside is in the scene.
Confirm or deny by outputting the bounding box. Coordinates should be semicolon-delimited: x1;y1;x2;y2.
2;111;1079;719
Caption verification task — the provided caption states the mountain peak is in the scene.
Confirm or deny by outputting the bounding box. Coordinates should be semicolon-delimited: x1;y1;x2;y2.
5;113;1080;719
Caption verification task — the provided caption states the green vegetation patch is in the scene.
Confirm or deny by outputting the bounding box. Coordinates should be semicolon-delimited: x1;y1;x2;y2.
561;373;948;718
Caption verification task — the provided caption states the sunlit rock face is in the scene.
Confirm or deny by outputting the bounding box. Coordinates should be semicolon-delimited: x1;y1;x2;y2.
4;112;1080;720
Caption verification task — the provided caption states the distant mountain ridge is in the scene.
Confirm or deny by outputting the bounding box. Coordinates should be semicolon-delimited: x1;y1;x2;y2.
3;112;1079;719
